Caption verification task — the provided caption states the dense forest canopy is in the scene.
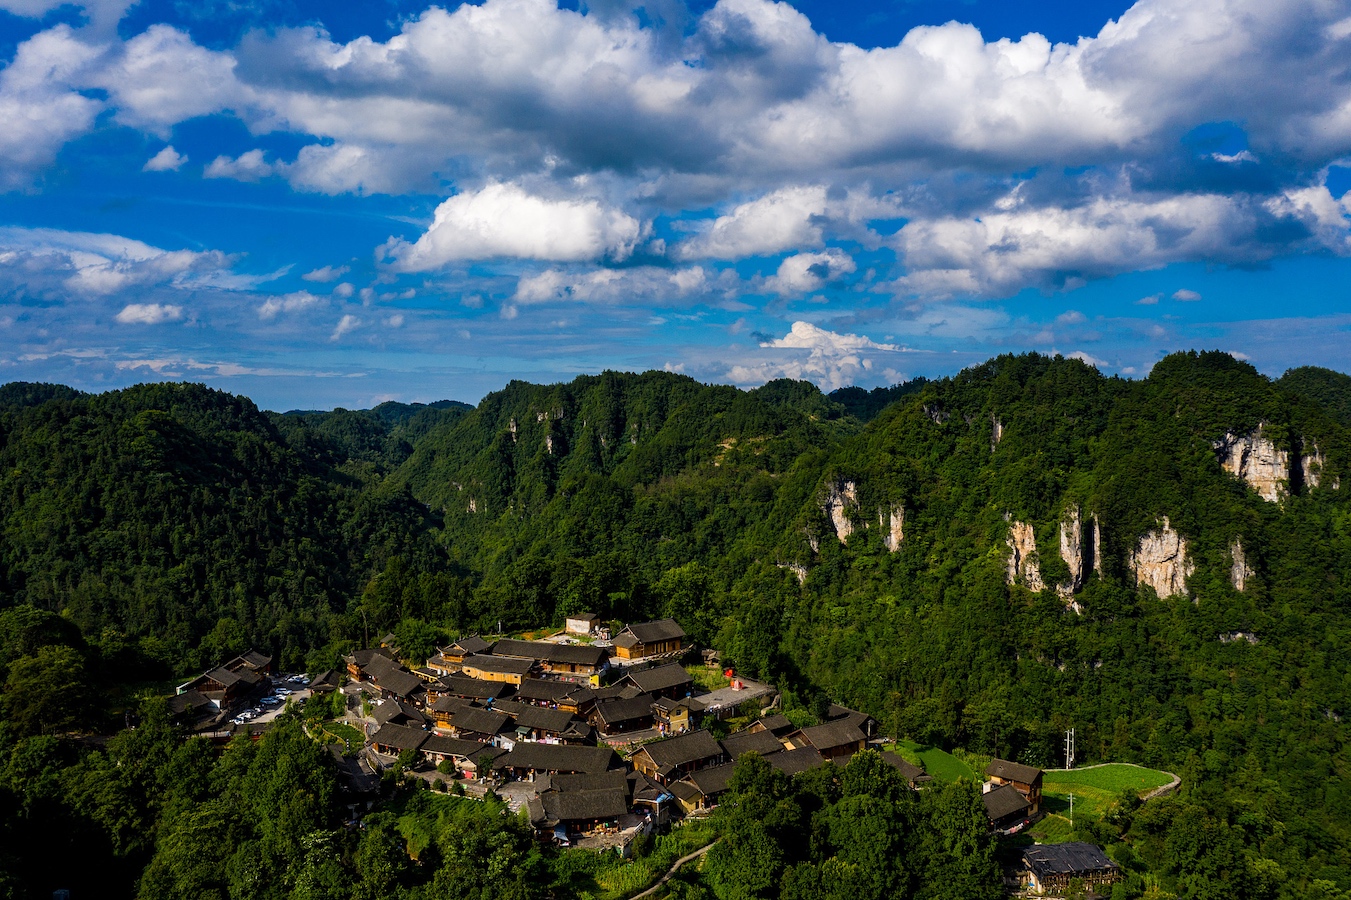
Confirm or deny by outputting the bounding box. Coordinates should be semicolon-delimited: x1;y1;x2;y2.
0;352;1349;898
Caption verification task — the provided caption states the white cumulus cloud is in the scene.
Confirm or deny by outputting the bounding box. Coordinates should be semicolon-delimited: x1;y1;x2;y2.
726;320;903;390
384;183;644;269
143;145;187;171
764;248;856;295
204;149;275;182
258;291;323;319
114;303;182;324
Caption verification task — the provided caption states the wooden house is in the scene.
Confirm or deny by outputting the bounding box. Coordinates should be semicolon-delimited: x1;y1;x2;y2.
492;743;621;779
982;783;1031;831
590;695;657;735
720;728;785;761
460;654;536;685
767;747;828;776
671;763;736;814
787;720;868;761
629;729;725;785
746;714;796;738
345;647;395;681
1019;843;1121;895
308;669;342;694
433;636;493;672
372;698;428;729
433;674;514;705
986;759;1043;813
652;696;701;734
880;752;931;788
492;701;590;744
446;706;512;745
370;722;429;756
516;678;577;707
611;619;686;660
616;662;693;700
419;735;496;771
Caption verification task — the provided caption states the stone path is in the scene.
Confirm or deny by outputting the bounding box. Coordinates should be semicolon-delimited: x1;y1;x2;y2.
627;841;719;900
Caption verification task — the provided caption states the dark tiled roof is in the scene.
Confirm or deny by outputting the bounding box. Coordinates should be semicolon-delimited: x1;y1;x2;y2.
351;648;396;670
593;696;657;727
639;730;724;769
621;663;693;694
370;723;428;752
668;780;702;802
446;635;491;656
982;784;1031;821
544;643;609;668
768;748;828;776
1022;843;1118;879
462;654;535;676
720;729;785;759
168;690;211;715
420;735;490;758
450;707;511;736
798;720;867;751
494;743;620;775
881;752;928;784
375;668;425;698
537;788;629;823
310;669;342;689
430;695;472;715
495;702;578;734
686;763;737;796
987;758;1043;784
751;714;795;735
547;770;630;794
438;674;514;701
489;639;550;660
516;678;577;703
373;698;427;726
621;619;686;644
240;650;272;670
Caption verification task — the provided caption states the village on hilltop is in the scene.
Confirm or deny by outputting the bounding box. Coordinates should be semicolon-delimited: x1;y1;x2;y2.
173;615;1123;895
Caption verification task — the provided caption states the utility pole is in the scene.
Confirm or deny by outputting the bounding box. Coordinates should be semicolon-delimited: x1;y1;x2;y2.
1065;727;1076;770
1069;792;1074;827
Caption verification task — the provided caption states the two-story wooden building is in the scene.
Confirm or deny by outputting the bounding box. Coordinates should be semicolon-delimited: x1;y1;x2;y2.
611;619;686;660
986;758;1044;814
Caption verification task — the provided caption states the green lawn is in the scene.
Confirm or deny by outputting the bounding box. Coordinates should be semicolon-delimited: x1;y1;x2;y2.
323;721;365;747
684;665;731;692
887;741;978;782
1042;764;1173;820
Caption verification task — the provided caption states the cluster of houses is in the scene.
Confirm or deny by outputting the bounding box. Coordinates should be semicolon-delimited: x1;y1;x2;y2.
169;617;1122;893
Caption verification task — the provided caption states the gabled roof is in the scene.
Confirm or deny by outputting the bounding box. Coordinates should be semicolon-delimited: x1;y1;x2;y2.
430;695;472;715
445;635;492;656
350;647;396;670
720;729;785;759
543;643;609;668
566;612;600;622
516;678;577;703
982;783;1031;821
620;619;686;644
620;663;693;694
375;668;425;699
986;758;1043;784
462;654;536;676
370;723;428;752
438;674;514;701
638;730;724;769
593;695;658;727
492;701;579;734
203;665;261;689
420;735;491;759
309;669;342;689
489;639;550;660
535;788;630;824
239;650;272;670
450;707;511;736
168;690;212;716
798;720;867;752
881;751;929;784
1021;843;1118;879
768;748;828;776
749;714;795;736
686;763;737;796
546;770;630;794
493;743;620;774
373;698;427;726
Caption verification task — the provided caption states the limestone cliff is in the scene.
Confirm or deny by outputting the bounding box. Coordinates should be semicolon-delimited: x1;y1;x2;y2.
1213;425;1290;502
1006;520;1045;591
1130;517;1194;599
1059;507;1088;593
821;479;858;542
1230;538;1253;592
879;502;904;552
1302;442;1324;490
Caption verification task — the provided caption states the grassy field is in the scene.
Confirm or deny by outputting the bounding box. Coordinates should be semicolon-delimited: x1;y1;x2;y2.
684;665;731;692
887;741;978;782
323;721;365;747
1031;764;1175;843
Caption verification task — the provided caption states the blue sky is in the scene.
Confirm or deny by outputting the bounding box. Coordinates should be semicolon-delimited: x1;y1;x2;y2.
0;0;1349;409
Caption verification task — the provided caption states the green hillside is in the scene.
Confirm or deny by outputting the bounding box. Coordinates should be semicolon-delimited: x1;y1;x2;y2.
0;352;1349;898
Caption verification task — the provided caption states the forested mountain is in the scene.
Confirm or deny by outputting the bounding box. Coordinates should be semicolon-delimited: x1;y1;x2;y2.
0;353;1349;898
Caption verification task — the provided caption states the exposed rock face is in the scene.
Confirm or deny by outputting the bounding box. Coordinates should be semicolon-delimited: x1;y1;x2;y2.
1213;426;1289;502
1092;516;1103;575
1006;520;1045;591
545;434;554;455
1059;507;1087;593
991;415;1004;451
1220;631;1259;644
822;480;858;542
1130;518;1194;599
1230;538;1252;592
1302;443;1324;490
778;562;808;585
923;404;949;425
879;503;905;552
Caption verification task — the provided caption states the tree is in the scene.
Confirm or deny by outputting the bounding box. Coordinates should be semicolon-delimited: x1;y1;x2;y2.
1;645;94;736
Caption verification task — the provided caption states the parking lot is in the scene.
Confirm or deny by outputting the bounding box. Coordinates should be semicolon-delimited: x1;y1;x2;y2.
229;674;313;726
